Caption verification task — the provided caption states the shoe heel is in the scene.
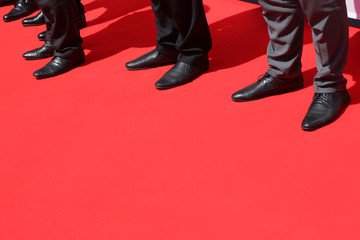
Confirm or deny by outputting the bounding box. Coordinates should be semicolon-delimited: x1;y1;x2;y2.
72;55;85;69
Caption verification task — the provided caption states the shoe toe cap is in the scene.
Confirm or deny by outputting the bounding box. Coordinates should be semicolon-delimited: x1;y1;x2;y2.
3;14;13;21
231;90;249;102
301;116;322;131
33;69;44;78
154;79;169;89
23;51;34;59
125;61;136;69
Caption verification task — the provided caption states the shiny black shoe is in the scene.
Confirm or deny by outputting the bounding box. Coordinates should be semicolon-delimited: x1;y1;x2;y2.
33;53;85;79
126;49;178;70
155;61;209;90
0;0;14;7
301;90;351;131
22;10;44;26
37;14;87;41
3;0;38;22
231;73;303;102
37;30;46;41
23;41;54;60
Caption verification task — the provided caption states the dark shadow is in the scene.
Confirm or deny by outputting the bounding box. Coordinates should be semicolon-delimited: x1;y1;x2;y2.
302;68;318;89
82;2;313;70
345;31;360;105
81;0;156;66
82;9;156;66
82;1;210;66
83;0;150;27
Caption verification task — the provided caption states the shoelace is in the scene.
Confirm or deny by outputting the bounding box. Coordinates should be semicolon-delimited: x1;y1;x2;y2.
312;93;334;109
257;73;272;84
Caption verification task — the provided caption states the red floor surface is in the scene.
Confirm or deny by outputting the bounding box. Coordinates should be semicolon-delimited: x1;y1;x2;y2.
1;0;360;239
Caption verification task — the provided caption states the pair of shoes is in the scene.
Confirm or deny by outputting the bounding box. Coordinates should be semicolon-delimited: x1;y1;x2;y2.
231;73;304;102
33;52;85;79
23;41;54;60
22;10;44;26
37;14;87;41
301;90;351;131
125;49;208;90
231;73;350;131
0;0;14;7
3;0;38;22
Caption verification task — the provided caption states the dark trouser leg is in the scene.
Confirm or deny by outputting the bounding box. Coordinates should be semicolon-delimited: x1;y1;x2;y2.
152;0;181;58
258;0;304;80
300;0;348;93
152;0;212;66
76;0;84;16
36;0;83;59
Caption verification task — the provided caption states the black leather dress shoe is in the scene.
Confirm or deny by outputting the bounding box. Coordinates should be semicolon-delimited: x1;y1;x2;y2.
22;10;44;26
125;49;178;70
3;0;38;22
301;90;350;131
37;30;46;41
155;61;209;90
231;73;303;102
33;53;85;79
0;0;14;7
37;14;87;41
23;41;54;60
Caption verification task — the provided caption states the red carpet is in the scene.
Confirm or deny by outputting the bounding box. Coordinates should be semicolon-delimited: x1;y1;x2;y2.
1;0;360;239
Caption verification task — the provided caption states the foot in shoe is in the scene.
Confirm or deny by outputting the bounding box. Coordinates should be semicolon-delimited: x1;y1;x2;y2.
3;0;38;22
155;61;209;90
301;90;351;131
37;30;46;41
23;41;54;60
125;49;178;70
231;73;304;102
22;10;44;26
33;53;85;79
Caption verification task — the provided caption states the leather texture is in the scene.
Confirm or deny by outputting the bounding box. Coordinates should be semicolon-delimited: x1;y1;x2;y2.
231;73;304;102
33;53;85;79
3;0;38;22
301;90;351;131
23;41;54;60
37;30;46;41
125;50;178;70
22;10;45;26
155;61;209;90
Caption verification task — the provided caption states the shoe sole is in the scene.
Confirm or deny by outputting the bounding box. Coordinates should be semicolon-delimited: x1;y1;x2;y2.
3;17;23;22
35;56;85;80
155;65;209;90
232;84;304;102
23;22;45;27
301;97;351;131
24;54;53;60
